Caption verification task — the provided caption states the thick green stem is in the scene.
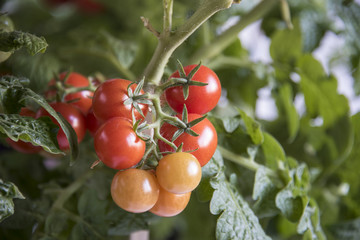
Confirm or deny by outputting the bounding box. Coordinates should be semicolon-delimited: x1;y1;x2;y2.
142;0;233;85
218;145;278;179
189;0;280;64
163;0;173;35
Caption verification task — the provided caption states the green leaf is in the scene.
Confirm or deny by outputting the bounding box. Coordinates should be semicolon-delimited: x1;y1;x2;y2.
107;210;152;236
261;133;286;170
0;30;48;55
252;166;279;218
275;164;310;222
78;189;107;228
203;150;271;239
210;172;271;240
197;149;224;202
238;109;264;145
45;210;69;236
270;19;302;64
0;179;25;222
0;114;62;154
297;199;326;240
298;55;349;127
328;217;360;240
0;76;79;163
275;84;300;141
221;116;241;133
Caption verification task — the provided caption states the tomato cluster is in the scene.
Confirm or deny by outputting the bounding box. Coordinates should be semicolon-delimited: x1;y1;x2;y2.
7;64;221;217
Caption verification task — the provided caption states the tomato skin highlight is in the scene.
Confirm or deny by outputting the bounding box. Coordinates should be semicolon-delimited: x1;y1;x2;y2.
156;152;202;194
150;186;191;217
158;114;217;167
47;72;93;115
92;79;148;122
6;108;42;154
36;102;86;150
111;169;160;213
165;65;221;115
94;117;145;170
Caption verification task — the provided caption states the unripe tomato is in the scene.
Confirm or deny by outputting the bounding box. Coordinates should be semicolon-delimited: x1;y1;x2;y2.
156;152;201;194
6;108;42;154
46;72;93;115
111;169;160;213
150;186;191;217
36;102;86;150
94;117;145;170
158;114;217;167
165;65;221;115
92;79;148;122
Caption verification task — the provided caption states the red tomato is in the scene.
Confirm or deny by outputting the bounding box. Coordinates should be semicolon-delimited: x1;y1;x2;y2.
158;114;217;167
47;72;93;115
85;107;102;136
36;102;86;150
6;108;42;154
165;65;221;115
76;0;104;13
150;186;191;217
92;79;148;122
111;169;159;213
94;117;145;170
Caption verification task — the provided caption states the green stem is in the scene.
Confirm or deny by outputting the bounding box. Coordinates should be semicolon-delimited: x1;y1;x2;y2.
218;145;278;178
52;170;93;210
142;0;233;85
189;0;280;64
163;0;173;35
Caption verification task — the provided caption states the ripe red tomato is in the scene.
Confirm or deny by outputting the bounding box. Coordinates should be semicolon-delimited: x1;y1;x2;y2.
111;169;159;213
158;114;217;167
6;108;42;154
85;107;102;136
46;72;93;115
165;65;221;115
36;102;86;150
156;152;202;194
94;117;145;170
92;79;148;122
150;186;191;217
76;0;104;13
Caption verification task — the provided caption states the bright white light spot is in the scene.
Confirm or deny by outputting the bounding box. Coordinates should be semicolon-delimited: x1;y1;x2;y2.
187;162;199;176
310;117;323;127
290;72;301;83
142;179;152;193
294;94;306;117
238;21;272;63
255;87;278;121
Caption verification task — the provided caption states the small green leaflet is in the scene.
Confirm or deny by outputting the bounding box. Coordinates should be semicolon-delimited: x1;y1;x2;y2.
238;109;264;145
0;114;62;154
205;150;271;240
0;179;25;222
0;30;48;55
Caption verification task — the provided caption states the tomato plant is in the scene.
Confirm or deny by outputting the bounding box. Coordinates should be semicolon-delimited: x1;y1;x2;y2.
92;78;148;122
156;152;202;194
1;0;360;239
165;65;221;115
111;168;159;213
36;102;86;150
158;113;218;167
94;117;145;170
46;72;94;115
